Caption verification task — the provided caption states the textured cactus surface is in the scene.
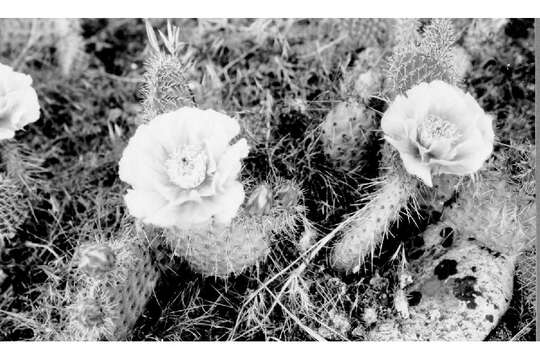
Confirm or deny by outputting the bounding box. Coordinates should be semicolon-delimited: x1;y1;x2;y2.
443;171;535;256
339;18;395;49
168;212;271;277
141;53;195;121
140;21;195;122
0;142;42;245
387;19;459;96
320;101;376;172
167;180;303;278
332;173;412;272
463;18;508;59
0;174;28;244
65;226;162;340
331;143;419;272
331;19;465;272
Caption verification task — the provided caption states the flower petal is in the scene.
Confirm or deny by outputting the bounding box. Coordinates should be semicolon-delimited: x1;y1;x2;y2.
149;181;245;229
124;189;168;223
399;151;433;187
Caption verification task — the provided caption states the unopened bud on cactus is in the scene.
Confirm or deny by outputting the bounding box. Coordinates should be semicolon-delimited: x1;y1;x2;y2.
275;179;303;207
77;244;116;277
245;184;273;215
75;297;107;329
330;19;491;273
320;101;376;172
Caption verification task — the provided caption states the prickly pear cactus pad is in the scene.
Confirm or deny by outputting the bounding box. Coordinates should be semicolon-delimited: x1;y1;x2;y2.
0;18;534;342
320;101;377;172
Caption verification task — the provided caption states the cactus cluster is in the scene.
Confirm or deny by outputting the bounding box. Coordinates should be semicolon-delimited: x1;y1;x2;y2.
64;225;163;340
331;19;468;272
167;179;304;278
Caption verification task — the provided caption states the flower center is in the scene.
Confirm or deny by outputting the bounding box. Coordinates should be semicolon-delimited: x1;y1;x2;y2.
417;114;462;148
165;144;208;189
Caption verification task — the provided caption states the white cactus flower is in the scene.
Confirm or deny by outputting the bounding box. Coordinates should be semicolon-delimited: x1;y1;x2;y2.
382;80;494;186
119;107;249;229
0;63;40;140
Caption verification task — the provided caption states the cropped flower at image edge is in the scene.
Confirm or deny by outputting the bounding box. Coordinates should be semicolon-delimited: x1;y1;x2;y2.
0;62;40;140
381;80;494;186
119;107;249;230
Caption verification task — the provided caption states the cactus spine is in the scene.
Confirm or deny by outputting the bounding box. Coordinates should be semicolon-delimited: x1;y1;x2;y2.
331;19;463;272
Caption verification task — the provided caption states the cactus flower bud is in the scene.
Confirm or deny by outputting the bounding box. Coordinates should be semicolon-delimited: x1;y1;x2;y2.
275;181;302;208
78;244;116;277
75;298;107;328
245;184;273;215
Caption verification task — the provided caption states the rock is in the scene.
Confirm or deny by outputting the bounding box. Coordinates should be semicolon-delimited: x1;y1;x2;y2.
368;173;531;341
368;222;515;341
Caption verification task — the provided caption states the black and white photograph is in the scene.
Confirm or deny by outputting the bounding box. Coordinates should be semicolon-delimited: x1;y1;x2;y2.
0;11;536;345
